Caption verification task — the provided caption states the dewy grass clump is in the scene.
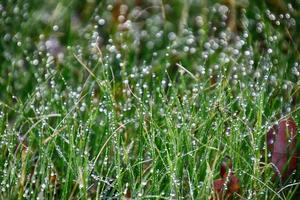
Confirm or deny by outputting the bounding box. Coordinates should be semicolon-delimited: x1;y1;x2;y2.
0;0;300;199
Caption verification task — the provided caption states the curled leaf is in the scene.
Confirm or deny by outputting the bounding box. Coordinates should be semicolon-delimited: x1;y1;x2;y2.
267;117;299;181
211;156;240;200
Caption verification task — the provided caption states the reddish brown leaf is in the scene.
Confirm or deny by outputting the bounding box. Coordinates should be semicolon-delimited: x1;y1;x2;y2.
267;117;299;181
211;156;240;200
228;175;240;193
213;179;225;193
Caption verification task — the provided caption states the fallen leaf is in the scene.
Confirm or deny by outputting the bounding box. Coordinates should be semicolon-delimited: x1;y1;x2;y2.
211;156;240;200
267;117;299;182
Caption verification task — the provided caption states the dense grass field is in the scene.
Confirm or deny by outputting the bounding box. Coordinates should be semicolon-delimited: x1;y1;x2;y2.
1;0;300;199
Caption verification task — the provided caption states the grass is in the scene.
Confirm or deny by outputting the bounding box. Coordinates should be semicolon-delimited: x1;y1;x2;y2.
0;0;300;199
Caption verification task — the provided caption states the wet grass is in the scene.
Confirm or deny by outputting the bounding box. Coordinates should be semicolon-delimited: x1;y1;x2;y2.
0;0;300;199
